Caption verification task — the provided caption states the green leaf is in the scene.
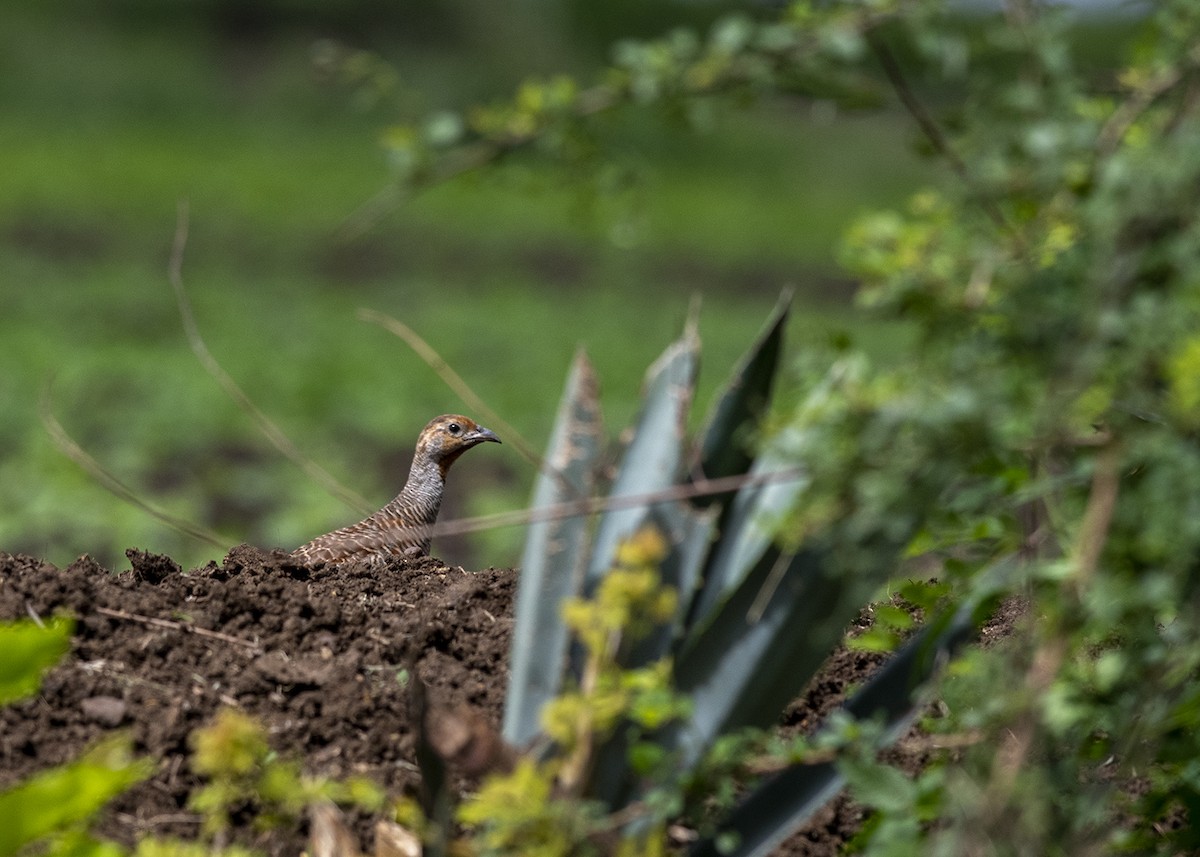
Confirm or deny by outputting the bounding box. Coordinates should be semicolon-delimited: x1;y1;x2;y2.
0;617;73;705
504;349;603;747
839;757;915;814
0;735;152;856
39;830;126;857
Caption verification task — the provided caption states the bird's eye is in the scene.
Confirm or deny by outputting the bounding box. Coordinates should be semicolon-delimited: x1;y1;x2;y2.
447;422;462;436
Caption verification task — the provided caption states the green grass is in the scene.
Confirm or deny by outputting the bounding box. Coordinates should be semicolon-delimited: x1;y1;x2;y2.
0;9;929;571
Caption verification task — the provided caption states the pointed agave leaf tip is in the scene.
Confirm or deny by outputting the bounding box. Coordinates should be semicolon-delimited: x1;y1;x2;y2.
692;289;791;496
676;291;794;639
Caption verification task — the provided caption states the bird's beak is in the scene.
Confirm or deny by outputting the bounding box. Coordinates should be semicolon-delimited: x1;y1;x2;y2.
471;426;502;445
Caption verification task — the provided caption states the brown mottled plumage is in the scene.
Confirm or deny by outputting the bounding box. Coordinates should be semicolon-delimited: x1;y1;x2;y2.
293;415;500;566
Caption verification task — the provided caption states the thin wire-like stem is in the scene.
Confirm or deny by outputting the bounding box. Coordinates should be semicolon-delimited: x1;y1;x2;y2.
425;468;804;541
168;201;373;516
40;385;802;553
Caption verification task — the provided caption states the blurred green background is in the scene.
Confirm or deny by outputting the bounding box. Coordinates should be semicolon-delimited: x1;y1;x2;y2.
0;0;938;571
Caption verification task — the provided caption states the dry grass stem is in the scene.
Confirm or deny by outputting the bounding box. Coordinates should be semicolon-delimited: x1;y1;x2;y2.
358;307;589;499
424;468;806;541
168;200;374;516
39;391;232;550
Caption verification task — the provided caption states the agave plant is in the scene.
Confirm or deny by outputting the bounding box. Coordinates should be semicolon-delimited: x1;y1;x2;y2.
451;292;996;856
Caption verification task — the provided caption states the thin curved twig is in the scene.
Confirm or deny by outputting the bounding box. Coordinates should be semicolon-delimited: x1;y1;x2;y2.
865;31;1020;246
168;201;373;516
357;308;559;480
1095;44;1200;162
39;387;232;550
95;606;261;651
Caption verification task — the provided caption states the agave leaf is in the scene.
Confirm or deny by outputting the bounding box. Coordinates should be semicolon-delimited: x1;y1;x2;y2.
686;359;863;633
690;289;790;502
667;543;885;771
583;326;700;593
680;291;791;632
687;585;1003;857
503;349;603;747
624;503;716;670
685;357;882;637
684;444;809;633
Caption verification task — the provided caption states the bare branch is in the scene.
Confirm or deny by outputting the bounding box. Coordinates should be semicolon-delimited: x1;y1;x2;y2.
866;32;1019;244
1096;45;1200;162
1070;441;1120;590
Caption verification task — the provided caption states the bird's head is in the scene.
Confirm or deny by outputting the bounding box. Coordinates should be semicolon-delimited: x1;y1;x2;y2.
416;414;502;474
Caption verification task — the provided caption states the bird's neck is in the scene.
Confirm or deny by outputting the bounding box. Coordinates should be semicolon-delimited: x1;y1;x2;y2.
389;453;446;521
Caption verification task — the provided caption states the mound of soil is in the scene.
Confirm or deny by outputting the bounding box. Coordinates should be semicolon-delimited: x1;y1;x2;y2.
1;547;512;854
0;546;947;855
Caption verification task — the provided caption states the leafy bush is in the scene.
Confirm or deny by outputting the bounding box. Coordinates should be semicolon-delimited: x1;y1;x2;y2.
383;0;1200;852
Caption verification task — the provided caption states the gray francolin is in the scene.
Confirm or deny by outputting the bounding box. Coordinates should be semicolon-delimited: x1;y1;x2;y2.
293;414;500;566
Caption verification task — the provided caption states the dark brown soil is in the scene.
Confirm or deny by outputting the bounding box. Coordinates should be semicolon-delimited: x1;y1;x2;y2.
0;546;513;855
0;547;990;855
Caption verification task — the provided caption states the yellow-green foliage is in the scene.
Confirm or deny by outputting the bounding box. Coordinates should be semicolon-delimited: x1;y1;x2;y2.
0;617;73;705
562;527;678;656
191;708;268;780
0;735;152;857
0;618;153;857
457;528;688;856
189;709;384;837
1167;335;1200;427
545;526;687;752
132;839;259;857
458;758;602;857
